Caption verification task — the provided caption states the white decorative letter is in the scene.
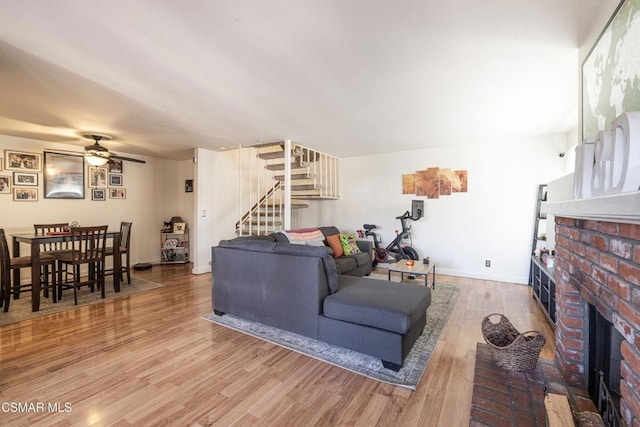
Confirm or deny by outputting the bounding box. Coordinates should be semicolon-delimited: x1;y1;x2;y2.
574;139;595;199
610;112;640;193
591;129;612;197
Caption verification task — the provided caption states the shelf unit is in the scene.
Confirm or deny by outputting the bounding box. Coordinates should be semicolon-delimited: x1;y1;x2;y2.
531;184;548;255
161;230;189;264
529;256;556;326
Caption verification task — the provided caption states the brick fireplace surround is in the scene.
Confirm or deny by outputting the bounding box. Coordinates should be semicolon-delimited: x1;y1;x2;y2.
554;216;640;426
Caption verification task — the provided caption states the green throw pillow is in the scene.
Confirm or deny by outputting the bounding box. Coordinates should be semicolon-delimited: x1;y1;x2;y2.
339;233;361;255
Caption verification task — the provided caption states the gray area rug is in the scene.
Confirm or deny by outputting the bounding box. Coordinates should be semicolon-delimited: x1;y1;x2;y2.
203;281;459;390
0;277;162;326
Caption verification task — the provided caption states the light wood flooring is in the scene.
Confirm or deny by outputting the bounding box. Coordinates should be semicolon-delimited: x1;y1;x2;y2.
0;264;556;426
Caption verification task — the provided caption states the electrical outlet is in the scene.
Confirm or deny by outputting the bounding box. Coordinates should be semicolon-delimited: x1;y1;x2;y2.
485;260;491;267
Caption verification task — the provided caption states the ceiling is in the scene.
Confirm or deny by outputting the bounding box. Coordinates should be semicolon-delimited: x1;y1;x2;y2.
0;0;605;159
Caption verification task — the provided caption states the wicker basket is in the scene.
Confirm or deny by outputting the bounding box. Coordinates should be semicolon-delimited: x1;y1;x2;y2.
481;313;546;371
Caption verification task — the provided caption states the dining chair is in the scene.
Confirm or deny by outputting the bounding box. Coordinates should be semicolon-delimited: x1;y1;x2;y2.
34;223;71;298
1;228;58;312
105;222;132;285
56;226;108;305
33;223;72;254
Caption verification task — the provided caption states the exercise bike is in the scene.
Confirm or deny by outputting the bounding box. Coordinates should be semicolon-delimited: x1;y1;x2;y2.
361;202;423;263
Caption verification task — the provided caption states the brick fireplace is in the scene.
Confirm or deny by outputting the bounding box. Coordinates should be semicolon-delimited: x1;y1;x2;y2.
553;215;640;425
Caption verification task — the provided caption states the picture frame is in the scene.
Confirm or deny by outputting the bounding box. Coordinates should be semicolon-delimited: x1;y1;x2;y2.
0;175;10;194
582;0;640;141
108;159;123;173
173;222;186;234
109;188;126;199
88;166;108;188
185;179;193;193
91;188;106;201
13;187;38;201
4;150;42;172
109;174;123;186
13;172;38;187
44;151;85;199
0;157;3;171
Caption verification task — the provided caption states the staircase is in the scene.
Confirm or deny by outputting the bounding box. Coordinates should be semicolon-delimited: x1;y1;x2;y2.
236;140;339;236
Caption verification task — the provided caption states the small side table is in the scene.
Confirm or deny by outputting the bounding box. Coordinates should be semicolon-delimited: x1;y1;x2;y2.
388;260;436;289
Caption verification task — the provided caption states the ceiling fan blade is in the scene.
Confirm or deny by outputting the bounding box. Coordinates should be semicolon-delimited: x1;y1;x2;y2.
110;154;146;164
89;151;111;159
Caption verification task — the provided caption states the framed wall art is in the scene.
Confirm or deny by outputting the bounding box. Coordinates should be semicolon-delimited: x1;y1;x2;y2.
109;188;126;199
44;151;85;199
109;174;123;186
13;187;38;201
88;166;108;188
108;159;123;173
453;170;468;192
439;168;452;196
0;175;10;194
402;174;415;194
91;188;106;201
582;0;640;141
4;150;42;172
13;172;38;186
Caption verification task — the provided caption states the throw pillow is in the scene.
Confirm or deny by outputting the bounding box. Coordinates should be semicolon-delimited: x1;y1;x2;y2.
280;228;325;245
325;234;344;258
339;233;361;255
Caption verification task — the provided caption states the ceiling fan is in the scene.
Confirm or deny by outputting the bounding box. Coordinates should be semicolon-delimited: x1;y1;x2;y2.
81;133;146;165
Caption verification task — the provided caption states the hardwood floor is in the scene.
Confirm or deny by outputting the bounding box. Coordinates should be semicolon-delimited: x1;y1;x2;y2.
0;265;556;426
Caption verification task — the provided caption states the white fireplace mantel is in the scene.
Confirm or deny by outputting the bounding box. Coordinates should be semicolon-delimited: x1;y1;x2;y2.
542;191;640;225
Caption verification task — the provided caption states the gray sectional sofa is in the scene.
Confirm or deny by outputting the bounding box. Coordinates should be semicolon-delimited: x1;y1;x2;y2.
211;237;431;370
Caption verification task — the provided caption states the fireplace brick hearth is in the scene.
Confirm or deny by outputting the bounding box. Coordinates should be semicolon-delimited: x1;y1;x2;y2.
554;216;640;425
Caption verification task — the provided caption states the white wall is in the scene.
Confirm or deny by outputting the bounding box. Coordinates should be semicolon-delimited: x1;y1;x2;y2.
302;136;566;284
0;135;191;265
192;148;240;274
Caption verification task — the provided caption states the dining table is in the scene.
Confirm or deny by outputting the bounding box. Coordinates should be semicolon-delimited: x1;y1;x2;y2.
11;230;122;312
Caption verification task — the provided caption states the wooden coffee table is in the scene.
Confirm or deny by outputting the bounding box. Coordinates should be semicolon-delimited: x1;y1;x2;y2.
387;260;436;289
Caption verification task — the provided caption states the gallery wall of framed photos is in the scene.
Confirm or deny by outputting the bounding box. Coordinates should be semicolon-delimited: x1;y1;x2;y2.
87;158;127;201
1;149;129;202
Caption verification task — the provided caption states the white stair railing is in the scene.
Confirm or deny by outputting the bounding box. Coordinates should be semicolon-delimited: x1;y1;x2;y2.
236;142;339;236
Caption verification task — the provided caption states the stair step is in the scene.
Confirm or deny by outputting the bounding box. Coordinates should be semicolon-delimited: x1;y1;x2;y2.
273;173;316;181
257;207;283;213
291;184;325;191
252;141;285;149
258;148;303;160
292;195;339;200
258;204;308;213
266;162;309;171
245;220;283;226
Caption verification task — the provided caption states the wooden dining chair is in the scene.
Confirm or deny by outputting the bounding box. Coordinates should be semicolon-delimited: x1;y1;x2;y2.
0;228;58;312
105;222;132;285
34;223;71;298
33;223;72;254
56;226;108;305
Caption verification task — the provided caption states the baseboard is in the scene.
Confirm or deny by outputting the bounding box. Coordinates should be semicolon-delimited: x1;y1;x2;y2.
436;268;528;285
192;266;211;275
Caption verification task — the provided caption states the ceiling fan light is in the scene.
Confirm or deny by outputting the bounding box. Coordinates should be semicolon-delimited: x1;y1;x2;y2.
85;152;109;166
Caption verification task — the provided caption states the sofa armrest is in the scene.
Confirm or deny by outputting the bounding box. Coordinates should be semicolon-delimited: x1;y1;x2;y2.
357;240;372;253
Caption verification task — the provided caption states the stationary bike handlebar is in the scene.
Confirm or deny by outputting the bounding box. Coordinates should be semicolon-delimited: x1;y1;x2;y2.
395;211;411;220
